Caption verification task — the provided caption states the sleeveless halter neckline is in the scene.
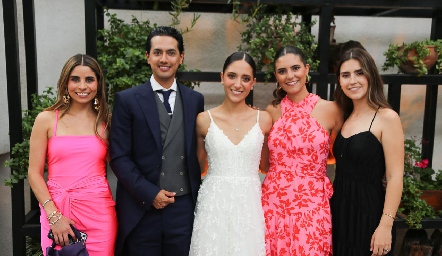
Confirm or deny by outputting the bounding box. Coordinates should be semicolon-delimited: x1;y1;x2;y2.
262;93;333;255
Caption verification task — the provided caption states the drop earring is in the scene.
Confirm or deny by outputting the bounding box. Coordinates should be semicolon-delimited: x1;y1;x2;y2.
94;97;100;111
63;93;70;104
276;82;281;91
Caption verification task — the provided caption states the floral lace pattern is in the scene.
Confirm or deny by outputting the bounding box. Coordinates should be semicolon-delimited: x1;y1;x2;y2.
189;110;265;256
262;94;333;256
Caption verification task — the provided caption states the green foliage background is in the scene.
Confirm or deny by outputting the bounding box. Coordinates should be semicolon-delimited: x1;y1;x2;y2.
238;4;319;81
97;9;200;106
399;137;442;229
4;88;56;187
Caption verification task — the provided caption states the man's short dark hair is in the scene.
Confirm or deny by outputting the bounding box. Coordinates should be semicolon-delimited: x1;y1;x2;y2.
145;26;184;54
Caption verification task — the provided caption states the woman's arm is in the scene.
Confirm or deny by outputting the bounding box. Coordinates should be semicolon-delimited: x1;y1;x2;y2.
259;110;273;174
329;101;344;164
370;109;404;255
28;111;75;246
196;112;209;177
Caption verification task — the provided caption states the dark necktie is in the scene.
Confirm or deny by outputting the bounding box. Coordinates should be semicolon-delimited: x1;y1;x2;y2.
157;90;173;116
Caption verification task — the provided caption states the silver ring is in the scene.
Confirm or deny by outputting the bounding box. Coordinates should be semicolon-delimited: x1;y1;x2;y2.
383;249;389;252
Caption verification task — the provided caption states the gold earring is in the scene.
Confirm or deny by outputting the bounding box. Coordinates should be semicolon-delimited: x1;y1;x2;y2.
94;97;100;111
305;75;310;86
276;82;281;90
63;94;70;104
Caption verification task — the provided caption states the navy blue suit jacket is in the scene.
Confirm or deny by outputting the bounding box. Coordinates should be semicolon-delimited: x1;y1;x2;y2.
109;81;204;255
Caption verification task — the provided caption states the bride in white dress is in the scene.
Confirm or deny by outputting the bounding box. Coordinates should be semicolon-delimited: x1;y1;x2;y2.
189;52;272;256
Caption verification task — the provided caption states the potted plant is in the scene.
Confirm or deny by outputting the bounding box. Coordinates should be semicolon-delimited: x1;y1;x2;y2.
398;136;442;254
237;3;319;81
382;38;442;76
399;136;442;229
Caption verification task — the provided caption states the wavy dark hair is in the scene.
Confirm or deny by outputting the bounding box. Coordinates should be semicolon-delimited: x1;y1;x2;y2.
222;51;256;77
334;48;391;121
45;54;111;140
271;46;308;106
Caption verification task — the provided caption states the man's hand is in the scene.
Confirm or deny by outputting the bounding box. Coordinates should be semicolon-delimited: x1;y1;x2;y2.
153;190;176;209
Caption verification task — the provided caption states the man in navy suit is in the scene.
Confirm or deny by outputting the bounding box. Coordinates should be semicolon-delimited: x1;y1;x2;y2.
110;26;204;256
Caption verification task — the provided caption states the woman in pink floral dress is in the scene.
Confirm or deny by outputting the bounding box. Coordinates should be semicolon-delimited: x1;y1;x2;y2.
261;46;342;256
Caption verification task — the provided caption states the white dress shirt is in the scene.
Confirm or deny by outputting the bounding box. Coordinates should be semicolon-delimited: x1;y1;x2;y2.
150;76;177;114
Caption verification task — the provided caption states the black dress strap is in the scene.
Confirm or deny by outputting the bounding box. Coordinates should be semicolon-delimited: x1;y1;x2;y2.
368;106;381;131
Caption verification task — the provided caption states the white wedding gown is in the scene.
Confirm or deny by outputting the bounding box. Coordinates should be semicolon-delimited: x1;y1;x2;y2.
189;110;265;256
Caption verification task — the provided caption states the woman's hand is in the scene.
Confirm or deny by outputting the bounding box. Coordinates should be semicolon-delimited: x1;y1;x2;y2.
370;224;392;255
50;215;76;246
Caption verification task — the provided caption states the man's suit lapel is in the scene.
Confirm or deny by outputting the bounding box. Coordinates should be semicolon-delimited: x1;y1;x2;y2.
135;83;162;153
178;84;195;156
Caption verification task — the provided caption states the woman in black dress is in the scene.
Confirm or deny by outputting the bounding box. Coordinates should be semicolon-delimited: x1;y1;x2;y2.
331;48;404;256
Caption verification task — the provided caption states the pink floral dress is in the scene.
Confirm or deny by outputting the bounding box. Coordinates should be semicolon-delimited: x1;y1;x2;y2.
262;94;333;256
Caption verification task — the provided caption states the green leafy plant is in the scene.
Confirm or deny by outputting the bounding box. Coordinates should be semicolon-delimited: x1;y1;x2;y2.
4;0;201;186
237;3;319;81
4;88;56;187
97;1;201;105
26;236;43;256
382;39;442;76
398;137;442;229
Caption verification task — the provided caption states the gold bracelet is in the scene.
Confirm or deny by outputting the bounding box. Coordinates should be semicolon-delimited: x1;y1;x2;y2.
41;199;52;208
383;212;395;219
49;214;63;226
46;210;58;221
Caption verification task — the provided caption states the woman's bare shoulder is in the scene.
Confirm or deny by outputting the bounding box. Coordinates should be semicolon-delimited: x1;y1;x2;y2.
377;107;401;123
317;99;340;113
34;110;55;125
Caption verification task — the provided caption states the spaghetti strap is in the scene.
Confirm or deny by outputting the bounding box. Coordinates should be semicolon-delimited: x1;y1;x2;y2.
207;110;214;122
53;110;59;137
368;106;381;132
256;110;260;123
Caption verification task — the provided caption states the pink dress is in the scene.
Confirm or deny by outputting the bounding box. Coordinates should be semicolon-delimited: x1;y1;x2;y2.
40;110;117;256
261;94;333;256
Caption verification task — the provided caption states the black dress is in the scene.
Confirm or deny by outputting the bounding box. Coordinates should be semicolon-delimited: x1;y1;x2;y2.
331;111;395;256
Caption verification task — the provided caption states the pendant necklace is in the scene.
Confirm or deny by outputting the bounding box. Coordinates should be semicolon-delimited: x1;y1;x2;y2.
224;106;247;131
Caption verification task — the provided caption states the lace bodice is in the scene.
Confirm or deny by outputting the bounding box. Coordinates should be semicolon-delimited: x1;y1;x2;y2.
204;110;264;178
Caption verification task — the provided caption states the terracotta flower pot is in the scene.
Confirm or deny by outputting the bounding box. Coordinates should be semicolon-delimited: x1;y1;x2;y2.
398;45;438;74
420;189;442;212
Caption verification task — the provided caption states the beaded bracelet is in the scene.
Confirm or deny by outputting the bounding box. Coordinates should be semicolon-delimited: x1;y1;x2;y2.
41;199;52;208
46;210;58;221
49;214;63;226
383;212;395;219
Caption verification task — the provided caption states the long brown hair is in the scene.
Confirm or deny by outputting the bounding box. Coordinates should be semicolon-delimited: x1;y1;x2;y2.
334;48;391;121
271;46;308;106
45;54;110;139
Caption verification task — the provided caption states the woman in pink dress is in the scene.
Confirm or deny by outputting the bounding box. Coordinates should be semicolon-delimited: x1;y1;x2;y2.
261;46;342;256
28;54;117;255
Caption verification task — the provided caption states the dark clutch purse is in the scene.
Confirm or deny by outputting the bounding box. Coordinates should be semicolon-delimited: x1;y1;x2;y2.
46;225;89;256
